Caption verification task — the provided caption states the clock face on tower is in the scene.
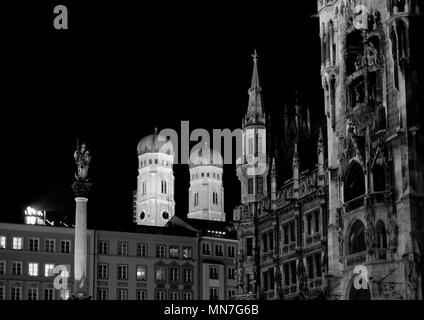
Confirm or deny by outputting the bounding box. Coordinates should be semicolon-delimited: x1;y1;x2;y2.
139;211;145;220
162;211;169;220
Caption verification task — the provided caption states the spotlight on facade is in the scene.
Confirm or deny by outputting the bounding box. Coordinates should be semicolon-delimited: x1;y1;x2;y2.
24;206;46;225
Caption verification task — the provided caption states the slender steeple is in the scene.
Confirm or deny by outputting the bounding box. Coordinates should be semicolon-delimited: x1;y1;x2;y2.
245;49;265;126
292;143;300;199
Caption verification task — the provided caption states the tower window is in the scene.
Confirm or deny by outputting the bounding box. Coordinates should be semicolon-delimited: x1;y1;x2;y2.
246;237;253;256
207;172;210;177
142;181;146;194
256;177;263;194
155;159;158;164
248;138;254;155
348;220;366;255
248;178;254;194
344;161;365;203
213;192;218;205
194;193;199;206
161;180;167;194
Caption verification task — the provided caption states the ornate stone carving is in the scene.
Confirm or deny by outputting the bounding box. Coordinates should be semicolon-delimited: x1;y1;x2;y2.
387;215;399;250
297;260;309;300
74;141;91;181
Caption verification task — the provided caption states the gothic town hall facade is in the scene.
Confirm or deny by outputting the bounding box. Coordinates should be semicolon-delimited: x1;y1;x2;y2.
232;0;423;300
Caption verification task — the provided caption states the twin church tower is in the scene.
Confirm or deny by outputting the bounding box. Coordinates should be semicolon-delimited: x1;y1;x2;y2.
133;51;267;227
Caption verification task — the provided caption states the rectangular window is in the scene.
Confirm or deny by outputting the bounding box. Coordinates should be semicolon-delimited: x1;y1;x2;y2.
156;291;165;300
98;241;109;255
136;265;147;281
170;292;179;300
214;244;223;257
307;215;312;235
228;289;236;298
0;286;5;300
12;261;22;275
44;288;54;300
307;255;314;279
11;287;21;300
169;246;179;258
258;136;263;154
28;288;38;300
156;245;166;258
98;288;108;300
284;263;290;286
183;269;192;283
228;267;236;280
248;138;254;155
13;237;23;250
269;231;274;251
210;287;219;300
45;264;54;277
209;266;219;280
117;289;128;300
263;271;269;292
227;245;235;258
262;233;268;252
183;292;192;300
202;243;210;255
183;247;192;259
28;262;39;276
290;221;296;243
246;238;253;256
0;261;5;275
315;211;320;233
137;243;147;257
61;240;71;253
281;225;287;245
257;176;263;194
45;239;56;253
118;242;128;256
315;252;322;277
136;290;146;300
0;236;6;249
156;267;166;281
98;264;109;279
29;238;39;252
117;265;128;280
248;178;254;194
170;268;179;282
290;261;297;285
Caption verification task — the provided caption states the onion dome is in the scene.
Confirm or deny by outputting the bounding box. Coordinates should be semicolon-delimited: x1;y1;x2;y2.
137;128;174;156
189;145;223;168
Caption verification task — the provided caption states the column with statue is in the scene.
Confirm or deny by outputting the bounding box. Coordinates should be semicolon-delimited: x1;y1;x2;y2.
71;141;92;299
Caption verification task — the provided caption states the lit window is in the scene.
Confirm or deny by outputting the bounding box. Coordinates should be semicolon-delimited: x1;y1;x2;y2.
117;265;128;280
45;239;55;253
183;247;192;259
13;237;23;250
228;289;236;298
156;267;166;281
136;265;147;281
44;288;54;300
215;244;223;257
248;178;254;194
28;263;39;276
170;292;179;300
169;246;179;258
29;238;39;252
227;246;235;258
0;236;6;249
45;264;54;277
11;287;21;300
60;289;69;300
136;290;146;300
98;264;108;279
202;243;210;255
117;289;128;300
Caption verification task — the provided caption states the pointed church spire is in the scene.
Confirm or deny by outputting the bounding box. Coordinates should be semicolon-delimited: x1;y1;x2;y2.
245;49;265;126
317;127;325;187
271;157;277;203
293;143;300;199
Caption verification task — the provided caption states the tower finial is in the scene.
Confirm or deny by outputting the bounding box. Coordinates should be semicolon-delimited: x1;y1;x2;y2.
154;127;158;134
252;49;258;63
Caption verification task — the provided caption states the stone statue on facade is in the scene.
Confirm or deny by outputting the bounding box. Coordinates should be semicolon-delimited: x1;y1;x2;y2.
74;141;91;181
388;215;399;250
297;260;309;300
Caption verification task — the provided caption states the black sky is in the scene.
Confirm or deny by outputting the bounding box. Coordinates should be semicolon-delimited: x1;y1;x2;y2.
1;1;323;228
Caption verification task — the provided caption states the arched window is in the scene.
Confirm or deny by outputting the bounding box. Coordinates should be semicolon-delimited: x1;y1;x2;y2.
330;75;337;130
344;161;365;202
390;26;399;89
376;220;387;249
348;220;366;255
321;23;326;64
142;181;146;195
396;20;407;61
213;192;218;205
161;180;167;194
194;193;199;206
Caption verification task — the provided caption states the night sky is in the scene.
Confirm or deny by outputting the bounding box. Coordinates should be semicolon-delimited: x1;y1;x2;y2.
1;2;323;229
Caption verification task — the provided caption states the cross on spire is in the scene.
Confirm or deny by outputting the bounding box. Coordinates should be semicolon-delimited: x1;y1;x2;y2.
252;49;258;62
